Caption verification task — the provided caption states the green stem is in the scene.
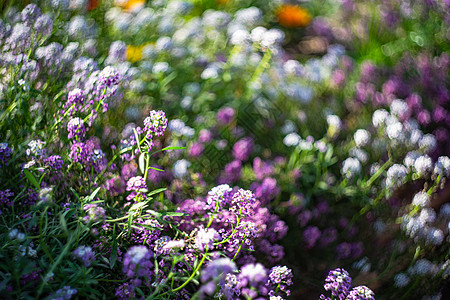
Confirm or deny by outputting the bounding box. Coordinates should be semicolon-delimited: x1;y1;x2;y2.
206;201;219;228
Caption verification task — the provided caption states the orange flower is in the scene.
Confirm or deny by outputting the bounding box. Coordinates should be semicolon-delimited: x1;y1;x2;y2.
126;45;144;63
276;5;312;28
116;0;145;12
216;0;230;5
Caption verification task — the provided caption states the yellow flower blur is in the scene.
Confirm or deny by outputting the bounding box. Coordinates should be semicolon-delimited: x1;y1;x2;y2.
126;45;144;63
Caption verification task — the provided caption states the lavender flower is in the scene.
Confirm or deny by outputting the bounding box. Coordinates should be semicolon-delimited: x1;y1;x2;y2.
195;227;220;251
73;246;95;267
0;143;12;166
126;176;147;192
26;140;46;158
217;107;236;126
320;268;352;300
232;137;253;162
240;263;267;287
206;184;233;211
115;283;136;300
267;266;293;297
200;257;237;298
69;142;90;165
67;117;86;140
231;188;257;217
66;88;86;114
123;246;153;279
21;4;41;25
346;286;375;300
51;286;78;300
143;110;168;138
99;66;120;88
34;13;53;38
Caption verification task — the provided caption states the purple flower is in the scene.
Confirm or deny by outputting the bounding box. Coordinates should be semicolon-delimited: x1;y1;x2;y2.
200;258;237;297
69;142;90;165
99;66;120;88
189;142;204;157
319;227;338;247
67;117;86;140
73;246;95;267
123;246;154;279
231;189;257;217
143;110;168;138
217;107;235;126
45;155;63;170
126;176;147;192
253;177;280;205
232;137;253;162
222;160;242;183
321;268;352;300
253;157;274;180
336;242;352;260
239;263;267;287
83;204;106;224
21;4;41;25
267;266;293;297
195;227;221;251
34;14;53;38
115;283;136;300
0;189;14;207
198;129;213;143
52;286;77;300
206;184;233;211
0;143;12;166
65;89;86;114
303;226;321;249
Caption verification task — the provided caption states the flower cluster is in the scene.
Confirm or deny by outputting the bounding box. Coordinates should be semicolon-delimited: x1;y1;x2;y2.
320;268;374;300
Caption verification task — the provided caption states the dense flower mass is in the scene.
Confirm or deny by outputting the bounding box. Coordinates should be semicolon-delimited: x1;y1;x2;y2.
143;110;168;138
0;0;449;299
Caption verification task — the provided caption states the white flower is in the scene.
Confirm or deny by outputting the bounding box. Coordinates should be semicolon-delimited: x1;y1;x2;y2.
372;109;389;127
354;129;371;147
173;159;191;178
434;156;450;177
341;157;361;178
390;99;409;118
404;151;420;168
412;192;429;207
152;62;169;73
230;29;250;45
283;133;300;147
250;26;267;43
419;134;437;152
414;155;433;176
386;122;403;140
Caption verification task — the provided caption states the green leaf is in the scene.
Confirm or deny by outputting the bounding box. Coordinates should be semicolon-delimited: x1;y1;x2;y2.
161;146;186;151
139;153;146;175
147;188;167;197
163;212;186;217
110;225;118;268
129;201;148;211
23;169;39;189
148;166;164;172
86;187;102;202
